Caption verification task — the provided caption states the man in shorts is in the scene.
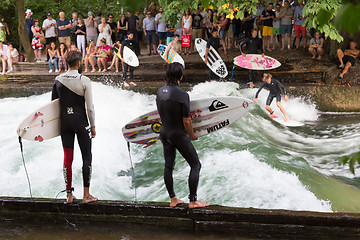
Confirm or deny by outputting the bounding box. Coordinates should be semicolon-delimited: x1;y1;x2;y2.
337;41;360;79
57;12;72;49
155;7;167;45
279;1;293;50
260;3;275;52
42;12;57;60
294;1;307;50
272;4;281;50
143;11;157;55
192;8;203;52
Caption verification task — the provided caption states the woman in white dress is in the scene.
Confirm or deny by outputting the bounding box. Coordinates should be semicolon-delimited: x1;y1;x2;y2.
96;17;113;47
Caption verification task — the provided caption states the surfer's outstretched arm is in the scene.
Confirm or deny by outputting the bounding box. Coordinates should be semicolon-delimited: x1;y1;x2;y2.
254;82;266;101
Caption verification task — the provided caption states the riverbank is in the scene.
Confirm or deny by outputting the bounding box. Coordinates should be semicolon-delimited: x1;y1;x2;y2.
1;197;360;239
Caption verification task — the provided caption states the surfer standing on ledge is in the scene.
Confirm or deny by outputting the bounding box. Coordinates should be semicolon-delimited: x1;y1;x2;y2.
52;51;98;204
156;63;209;209
254;73;289;122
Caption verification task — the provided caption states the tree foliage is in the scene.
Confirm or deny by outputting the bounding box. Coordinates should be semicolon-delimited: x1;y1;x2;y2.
341;152;360;174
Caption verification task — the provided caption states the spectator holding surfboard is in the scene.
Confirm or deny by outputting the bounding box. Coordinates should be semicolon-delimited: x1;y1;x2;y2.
254;73;289;122
121;32;137;87
51;51;98;204
240;29;264;88
156;63;209;209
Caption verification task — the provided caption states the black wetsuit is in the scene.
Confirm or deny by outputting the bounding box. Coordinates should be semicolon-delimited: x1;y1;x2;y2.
255;78;287;105
156;84;201;202
51;70;95;192
240;37;264;83
206;36;221;80
121;38;136;81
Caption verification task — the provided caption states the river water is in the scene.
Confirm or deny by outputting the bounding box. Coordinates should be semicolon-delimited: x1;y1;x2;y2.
0;81;360;237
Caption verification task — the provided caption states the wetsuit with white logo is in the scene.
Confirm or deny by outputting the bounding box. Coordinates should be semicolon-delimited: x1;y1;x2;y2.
156;84;201;202
255;78;287;105
51;70;95;192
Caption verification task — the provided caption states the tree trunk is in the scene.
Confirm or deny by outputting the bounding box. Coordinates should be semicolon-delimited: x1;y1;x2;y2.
17;0;35;62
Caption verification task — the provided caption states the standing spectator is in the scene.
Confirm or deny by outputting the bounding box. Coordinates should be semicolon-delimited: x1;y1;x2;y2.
308;32;324;60
242;7;253;38
182;9;192;55
261;3;275;52
95;11;102;27
0;42;8;75
294;0;307;50
192;8;203;52
225;3;236;50
84;11;98;45
135;10;144;56
143;11;157;56
199;4;208;39
42;12;57;60
205;9;214;39
279;0;294;50
97;17;112;47
75;18;86;59
117;14;128;42
84;40;97;72
149;2;158;17
69;12;78;44
174;9;183;41
96;38;111;72
337;41;359;79
272;4;282;50
126;10;140;56
121;32;137;87
0;15;10;42
218;13;228;54
0;23;6;44
6;43;19;73
56;43;68;72
48;41;58;73
155;7;167;45
25;9;34;43
107;14;117;45
166;21;176;45
57;12;72;49
254;1;264;33
31;19;44;62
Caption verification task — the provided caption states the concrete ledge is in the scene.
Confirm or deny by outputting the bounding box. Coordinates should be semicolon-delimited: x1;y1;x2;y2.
1;197;360;238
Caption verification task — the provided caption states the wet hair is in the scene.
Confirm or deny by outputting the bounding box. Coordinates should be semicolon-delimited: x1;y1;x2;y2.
65;51;82;68
251;29;257;33
211;28;218;33
166;62;184;85
263;73;272;81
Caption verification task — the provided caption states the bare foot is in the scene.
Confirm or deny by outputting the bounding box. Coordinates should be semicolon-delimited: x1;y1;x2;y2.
188;200;209;208
84;69;88;73
129;81;137;86
317;55;321;60
284;116;289;122
98;69;102;73
170;197;184;207
267;48;272;52
66;194;76;203
312;55;316;59
249;82;255;88
91;69;96;73
123;82;130;87
82;194;98;204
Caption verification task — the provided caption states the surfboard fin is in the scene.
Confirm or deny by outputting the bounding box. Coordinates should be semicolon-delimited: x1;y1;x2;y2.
34;135;44;142
143;139;157;148
34;112;43;117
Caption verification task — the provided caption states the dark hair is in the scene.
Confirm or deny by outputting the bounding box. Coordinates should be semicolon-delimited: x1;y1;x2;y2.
33;18;39;25
127;31;133;35
97;11;102;16
65;51;82;68
174;34;180;38
108;14;113;17
251;28;257;33
166;63;184;85
210;28;218;33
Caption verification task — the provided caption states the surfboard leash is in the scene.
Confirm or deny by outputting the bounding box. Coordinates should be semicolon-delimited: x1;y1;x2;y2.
54;189;77;229
127;142;145;216
230;64;236;82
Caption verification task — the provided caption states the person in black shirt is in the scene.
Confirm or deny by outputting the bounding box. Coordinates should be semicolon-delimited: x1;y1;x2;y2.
204;29;221;80
240;29;264;87
121;32;137;87
156;63;209;209
260;3;275;52
254;73;289;121
242;7;253;38
126;10;140;56
107;14;117;45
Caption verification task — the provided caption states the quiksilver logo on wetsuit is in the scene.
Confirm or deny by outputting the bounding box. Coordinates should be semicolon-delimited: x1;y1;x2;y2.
206;119;230;133
209;100;228;112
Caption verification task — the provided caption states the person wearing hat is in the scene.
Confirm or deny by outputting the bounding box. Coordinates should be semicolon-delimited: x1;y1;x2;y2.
42;12;58;61
25;9;34;43
85;11;98;45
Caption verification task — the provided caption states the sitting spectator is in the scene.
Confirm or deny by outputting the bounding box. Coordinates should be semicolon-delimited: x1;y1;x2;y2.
0;42;8;75
75;18;86;59
97;38;111;72
165;21;175;45
70;42;80;52
84;40;97;72
337;41;360;79
31;19;45;62
48;41;58;73
25;9;34;43
308;32;324;60
56;43;68;72
97;17;113;47
107;41;123;73
6;43;19;73
57;12;72;49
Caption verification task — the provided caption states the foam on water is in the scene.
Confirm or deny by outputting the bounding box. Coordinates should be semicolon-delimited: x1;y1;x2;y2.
0;81;359;212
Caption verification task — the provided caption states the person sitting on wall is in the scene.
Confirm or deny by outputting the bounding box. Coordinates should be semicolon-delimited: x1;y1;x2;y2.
337;41;359;79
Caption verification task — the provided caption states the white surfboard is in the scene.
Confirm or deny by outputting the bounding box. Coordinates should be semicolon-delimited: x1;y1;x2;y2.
122;96;254;147
195;38;228;78
157;44;185;68
16;99;61;142
234;54;281;70
123;46;139;67
270;116;304;127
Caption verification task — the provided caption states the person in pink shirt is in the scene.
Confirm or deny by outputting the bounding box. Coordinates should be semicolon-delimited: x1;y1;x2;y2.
97;37;111;72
